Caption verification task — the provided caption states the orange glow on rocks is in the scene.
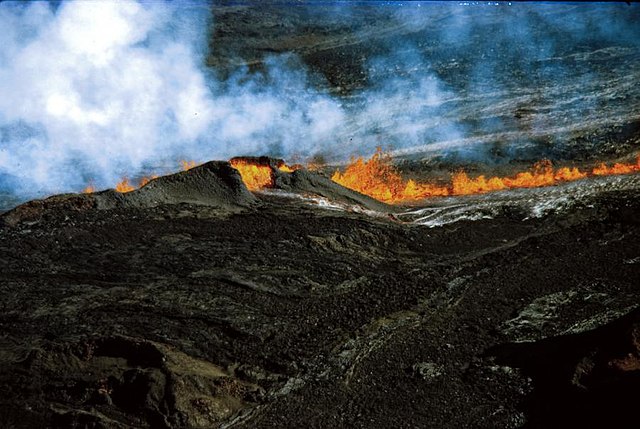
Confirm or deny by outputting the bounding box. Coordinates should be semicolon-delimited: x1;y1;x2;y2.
180;160;199;171
332;150;639;203
450;161;587;196
592;157;640;176
229;159;274;191
229;158;300;191
331;149;449;202
138;175;159;188
115;178;136;193
85;152;640;202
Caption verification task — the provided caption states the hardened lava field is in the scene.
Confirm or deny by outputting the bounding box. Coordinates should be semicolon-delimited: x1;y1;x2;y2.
1;160;639;428
1;2;640;428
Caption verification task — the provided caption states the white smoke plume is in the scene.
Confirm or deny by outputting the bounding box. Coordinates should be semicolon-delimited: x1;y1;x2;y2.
1;1;637;202
0;1;212;194
0;1;353;197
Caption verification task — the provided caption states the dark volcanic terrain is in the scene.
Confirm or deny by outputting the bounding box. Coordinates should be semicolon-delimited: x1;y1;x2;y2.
1;163;639;428
208;3;640;168
1;3;640;428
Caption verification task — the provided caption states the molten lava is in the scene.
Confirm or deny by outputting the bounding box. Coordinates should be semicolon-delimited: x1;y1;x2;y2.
592;158;640;176
451;161;587;196
332;149;640;203
229;158;300;191
278;164;298;173
229;159;274;191
331;149;449;201
109;160;196;193
138;175;159;188
180;160;198;171
85;151;640;203
115;178;136;193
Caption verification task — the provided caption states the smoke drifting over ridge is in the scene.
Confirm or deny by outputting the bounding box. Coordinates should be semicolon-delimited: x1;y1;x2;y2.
0;1;350;197
0;1;216;195
0;1;639;200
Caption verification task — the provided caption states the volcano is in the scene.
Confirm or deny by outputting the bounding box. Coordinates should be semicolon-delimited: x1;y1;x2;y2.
1;157;640;428
2;1;640;428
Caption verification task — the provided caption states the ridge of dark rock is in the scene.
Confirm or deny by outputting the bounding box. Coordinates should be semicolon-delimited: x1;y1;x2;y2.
0;161;256;227
229;155;397;212
0;158;396;227
94;161;257;210
274;167;397;213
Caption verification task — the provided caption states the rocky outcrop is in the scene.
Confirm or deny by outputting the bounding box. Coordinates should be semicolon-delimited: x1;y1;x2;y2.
1;161;256;227
0;158;396;227
273;167;396;213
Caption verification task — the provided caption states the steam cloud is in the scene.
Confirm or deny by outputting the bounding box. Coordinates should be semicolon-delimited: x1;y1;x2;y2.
0;1;213;195
0;1;351;197
0;1;638;200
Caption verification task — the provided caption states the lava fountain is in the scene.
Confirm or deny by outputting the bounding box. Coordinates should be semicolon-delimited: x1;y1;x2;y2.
332;149;640;203
229;157;300;191
83;150;640;204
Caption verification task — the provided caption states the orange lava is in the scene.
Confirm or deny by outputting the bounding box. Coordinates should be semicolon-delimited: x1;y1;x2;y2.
82;185;95;194
86;158;295;194
108;159;197;194
592;158;640;176
86;151;640;202
331;149;449;202
138;175;159;188
451;161;587;196
115;178;136;193
229;158;300;191
229;159;275;191
278;164;298;173
332;149;640;203
180;160;199;171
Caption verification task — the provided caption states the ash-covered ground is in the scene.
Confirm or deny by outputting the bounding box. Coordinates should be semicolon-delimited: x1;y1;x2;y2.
1;162;640;428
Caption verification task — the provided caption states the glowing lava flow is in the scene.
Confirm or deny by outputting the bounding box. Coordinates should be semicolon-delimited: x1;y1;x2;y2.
180;160;199;171
229;158;299;191
592;158;640;176
229;160;273;190
331;149;454;202
115;178;136;193
331;149;640;203
114;174;161;193
451;160;587;196
84;152;640;202
85;158;295;195
138;175;159;188
330;150;449;202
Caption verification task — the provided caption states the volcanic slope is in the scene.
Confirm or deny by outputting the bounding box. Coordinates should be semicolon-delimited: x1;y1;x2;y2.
0;159;393;228
0;162;639;428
